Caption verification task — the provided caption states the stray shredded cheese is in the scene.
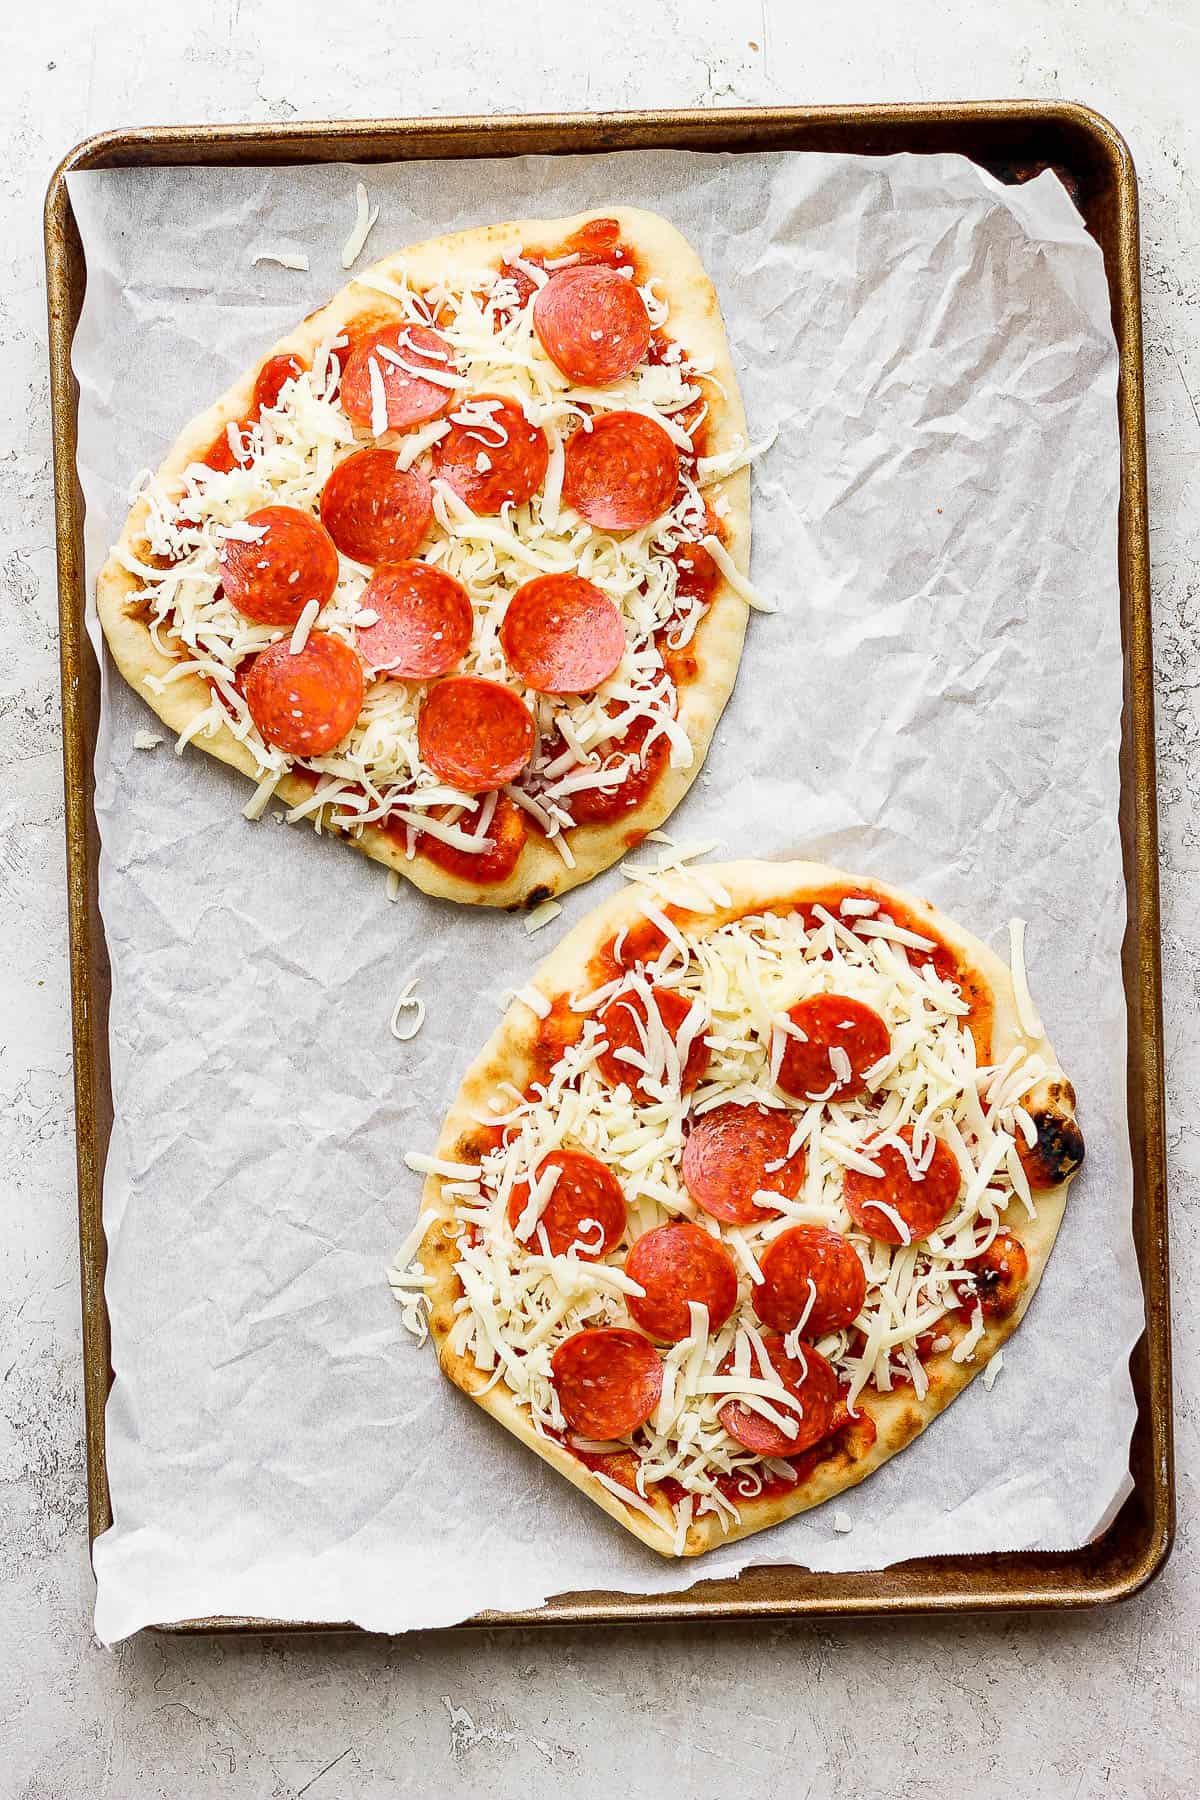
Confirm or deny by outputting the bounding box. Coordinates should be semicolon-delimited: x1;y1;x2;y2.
512;985;552;1020
342;180;380;269
242;770;282;820
525;900;563;935
1008;918;1045;1041
695;429;776;485
404;1151;482;1179
289;598;321;654
389;979;426;1042
401;879;1044;1525
700;534;774;612
254;250;310;272
387;1208;439;1345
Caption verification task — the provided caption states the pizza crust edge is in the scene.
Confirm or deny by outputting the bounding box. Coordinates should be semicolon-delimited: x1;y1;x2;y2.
95;206;751;910
414;859;1082;1558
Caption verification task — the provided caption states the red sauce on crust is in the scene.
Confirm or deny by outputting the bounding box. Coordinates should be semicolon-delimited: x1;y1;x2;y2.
383;792;528;886
782;885;992;1054
558;713;672;827
528;996;587;1088
203;352;308;470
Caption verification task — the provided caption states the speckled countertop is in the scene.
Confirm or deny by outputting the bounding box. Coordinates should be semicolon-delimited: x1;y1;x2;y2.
2;3;1195;1795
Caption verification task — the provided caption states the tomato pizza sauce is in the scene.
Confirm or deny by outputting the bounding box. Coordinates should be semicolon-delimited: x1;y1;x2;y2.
140;216;740;889
396;880;1060;1546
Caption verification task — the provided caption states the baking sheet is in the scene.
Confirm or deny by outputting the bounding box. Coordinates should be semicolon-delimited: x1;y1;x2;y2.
66;148;1142;1643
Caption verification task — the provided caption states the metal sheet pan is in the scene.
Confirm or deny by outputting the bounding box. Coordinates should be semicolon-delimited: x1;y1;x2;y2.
44;102;1173;1629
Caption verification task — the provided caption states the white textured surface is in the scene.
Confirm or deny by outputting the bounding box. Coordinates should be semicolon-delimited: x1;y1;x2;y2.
2;0;1195;1793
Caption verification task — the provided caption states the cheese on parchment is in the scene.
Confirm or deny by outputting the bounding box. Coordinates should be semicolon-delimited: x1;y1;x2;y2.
389;979;426;1042
341;180;379;269
254;250;310;272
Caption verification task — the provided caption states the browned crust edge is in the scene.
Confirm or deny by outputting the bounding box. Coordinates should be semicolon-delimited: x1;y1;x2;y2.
413;859;1082;1557
95;206;752;909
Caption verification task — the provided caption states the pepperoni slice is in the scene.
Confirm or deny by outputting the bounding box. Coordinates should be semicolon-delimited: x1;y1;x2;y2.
596;985;709;1100
417;675;534;792
843;1127;962;1244
550;1327;663;1439
755;1226;867;1336
533;265;651;386
718;1337;839;1457
499;574;626;694
432;395;549;514
204;357;306;469
355;564;473;678
506;1148;627;1259
776;994;891;1103
963;1231;1029;1319
681;1104;806;1226
253;352;305;414
218;505;340;627
318;450;433;565
244;630;364;757
562;412;679;532
339;324;455;432
624;1222;738;1343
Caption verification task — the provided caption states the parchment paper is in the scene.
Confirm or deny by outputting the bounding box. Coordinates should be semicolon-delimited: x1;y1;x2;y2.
66;149;1142;1644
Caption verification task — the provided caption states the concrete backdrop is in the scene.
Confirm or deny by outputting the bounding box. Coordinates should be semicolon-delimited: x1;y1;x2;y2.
2;3;1195;1795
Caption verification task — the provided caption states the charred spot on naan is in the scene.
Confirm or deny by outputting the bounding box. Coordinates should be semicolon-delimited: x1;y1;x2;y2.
454;1126;503;1163
890;1406;925;1452
837;1406;879;1460
1017;1077;1084;1189
968;1232;1029;1319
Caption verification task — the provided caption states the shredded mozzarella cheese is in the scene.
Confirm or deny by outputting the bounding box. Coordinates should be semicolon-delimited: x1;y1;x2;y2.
525;900;563;934
400;881;1045;1527
389;980;426;1042
342;180;380;269
116;240;751;864
1008;918;1045;1040
699;534;774;612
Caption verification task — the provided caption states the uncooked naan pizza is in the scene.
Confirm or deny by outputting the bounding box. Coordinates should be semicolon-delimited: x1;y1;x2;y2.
97;208;761;907
393;858;1084;1557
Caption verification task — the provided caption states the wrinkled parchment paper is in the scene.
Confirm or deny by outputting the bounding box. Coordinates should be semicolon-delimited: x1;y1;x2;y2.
66;150;1142;1643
